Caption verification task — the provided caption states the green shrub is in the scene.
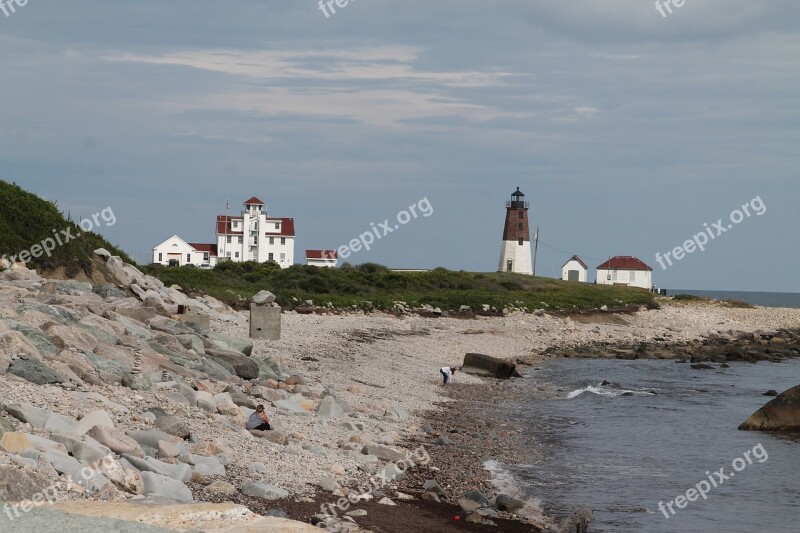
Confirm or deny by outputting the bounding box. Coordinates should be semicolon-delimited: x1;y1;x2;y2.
142;261;655;313
0;179;133;275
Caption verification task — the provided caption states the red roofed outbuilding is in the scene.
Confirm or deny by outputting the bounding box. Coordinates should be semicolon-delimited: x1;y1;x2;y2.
306;250;338;268
596;256;653;289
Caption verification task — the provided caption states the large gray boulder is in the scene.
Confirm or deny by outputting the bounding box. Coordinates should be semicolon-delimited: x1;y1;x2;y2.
361;444;405;462
192;461;226;477
252;291;276;305
0;330;42;370
74;410;115;435
205;331;253;356
125;429;175;449
316;396;351;418
0;465;50;502
105;256;136;287
192;390;218;413
21;433;68;456
140;471;194;503
122;454;192;483
255;356;284;381
495;493;525;512
0;416;18;437
461;353;521;379
384;405;408;422
43;451;110;491
87;426;145;458
205;349;260;380
3;320;59;357
739;384;800;432
272;399;310;415
242;480;289;500
4;403;50;428
8;359;64;385
49;433;110;463
153;416;191;440
249;430;288;445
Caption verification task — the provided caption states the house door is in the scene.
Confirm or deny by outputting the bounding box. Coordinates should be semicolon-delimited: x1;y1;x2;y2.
506;260;513;272
568;270;579;282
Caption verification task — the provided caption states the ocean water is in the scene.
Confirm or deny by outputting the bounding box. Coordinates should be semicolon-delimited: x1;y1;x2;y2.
495;358;800;532
669;289;800;309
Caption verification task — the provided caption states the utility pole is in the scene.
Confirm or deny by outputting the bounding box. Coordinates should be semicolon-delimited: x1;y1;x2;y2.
532;226;539;277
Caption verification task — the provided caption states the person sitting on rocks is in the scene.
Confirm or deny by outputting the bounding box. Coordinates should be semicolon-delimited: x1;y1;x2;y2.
246;404;271;431
440;366;457;385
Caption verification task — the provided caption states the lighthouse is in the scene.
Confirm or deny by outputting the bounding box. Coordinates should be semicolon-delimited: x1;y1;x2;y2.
497;187;533;275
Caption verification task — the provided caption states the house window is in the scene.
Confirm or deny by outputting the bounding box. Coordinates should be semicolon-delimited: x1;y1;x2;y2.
203;253;209;261
506;260;513;272
281;237;286;245
518;223;523;230
274;223;280;230
238;236;243;244
518;237;523;245
268;253;274;261
269;237;274;245
235;252;239;258
280;253;285;262
518;212;524;219
226;252;231;258
186;254;191;262
158;253;162;261
226;236;231;244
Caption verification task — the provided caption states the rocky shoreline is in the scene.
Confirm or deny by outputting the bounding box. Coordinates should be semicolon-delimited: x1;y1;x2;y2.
1;253;799;532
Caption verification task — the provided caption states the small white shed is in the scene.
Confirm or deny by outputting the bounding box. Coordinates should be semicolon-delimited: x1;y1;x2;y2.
562;255;589;282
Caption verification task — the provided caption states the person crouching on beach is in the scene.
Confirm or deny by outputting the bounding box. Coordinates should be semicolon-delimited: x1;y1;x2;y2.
440;366;457;385
247;404;271;431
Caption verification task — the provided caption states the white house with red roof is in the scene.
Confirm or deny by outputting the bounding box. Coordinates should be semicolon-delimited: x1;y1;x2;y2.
596;256;653;290
215;196;295;267
152;235;218;268
562;255;589;282
306;249;337;268
152;196;296;268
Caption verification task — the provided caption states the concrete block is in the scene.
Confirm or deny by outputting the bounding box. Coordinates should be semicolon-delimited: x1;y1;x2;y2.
250;304;281;340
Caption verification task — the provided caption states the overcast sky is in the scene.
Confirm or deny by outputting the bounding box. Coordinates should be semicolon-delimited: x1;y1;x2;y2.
1;1;797;292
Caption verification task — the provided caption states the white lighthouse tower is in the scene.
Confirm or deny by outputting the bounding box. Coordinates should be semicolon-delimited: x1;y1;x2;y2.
497;187;533;275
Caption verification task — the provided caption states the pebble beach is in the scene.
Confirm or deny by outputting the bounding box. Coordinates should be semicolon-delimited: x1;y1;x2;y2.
2;257;799;532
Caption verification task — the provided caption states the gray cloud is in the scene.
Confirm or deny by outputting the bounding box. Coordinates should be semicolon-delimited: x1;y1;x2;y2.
0;0;797;291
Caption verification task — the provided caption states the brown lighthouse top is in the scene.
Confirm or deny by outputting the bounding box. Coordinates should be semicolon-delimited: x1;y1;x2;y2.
502;187;530;242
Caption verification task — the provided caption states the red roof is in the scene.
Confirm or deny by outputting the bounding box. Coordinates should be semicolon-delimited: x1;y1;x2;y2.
216;215;243;234
216;216;295;237
597;256;652;271
244;196;265;205
306;250;338;260
189;243;218;256
563;255;588;269
270;218;295;237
